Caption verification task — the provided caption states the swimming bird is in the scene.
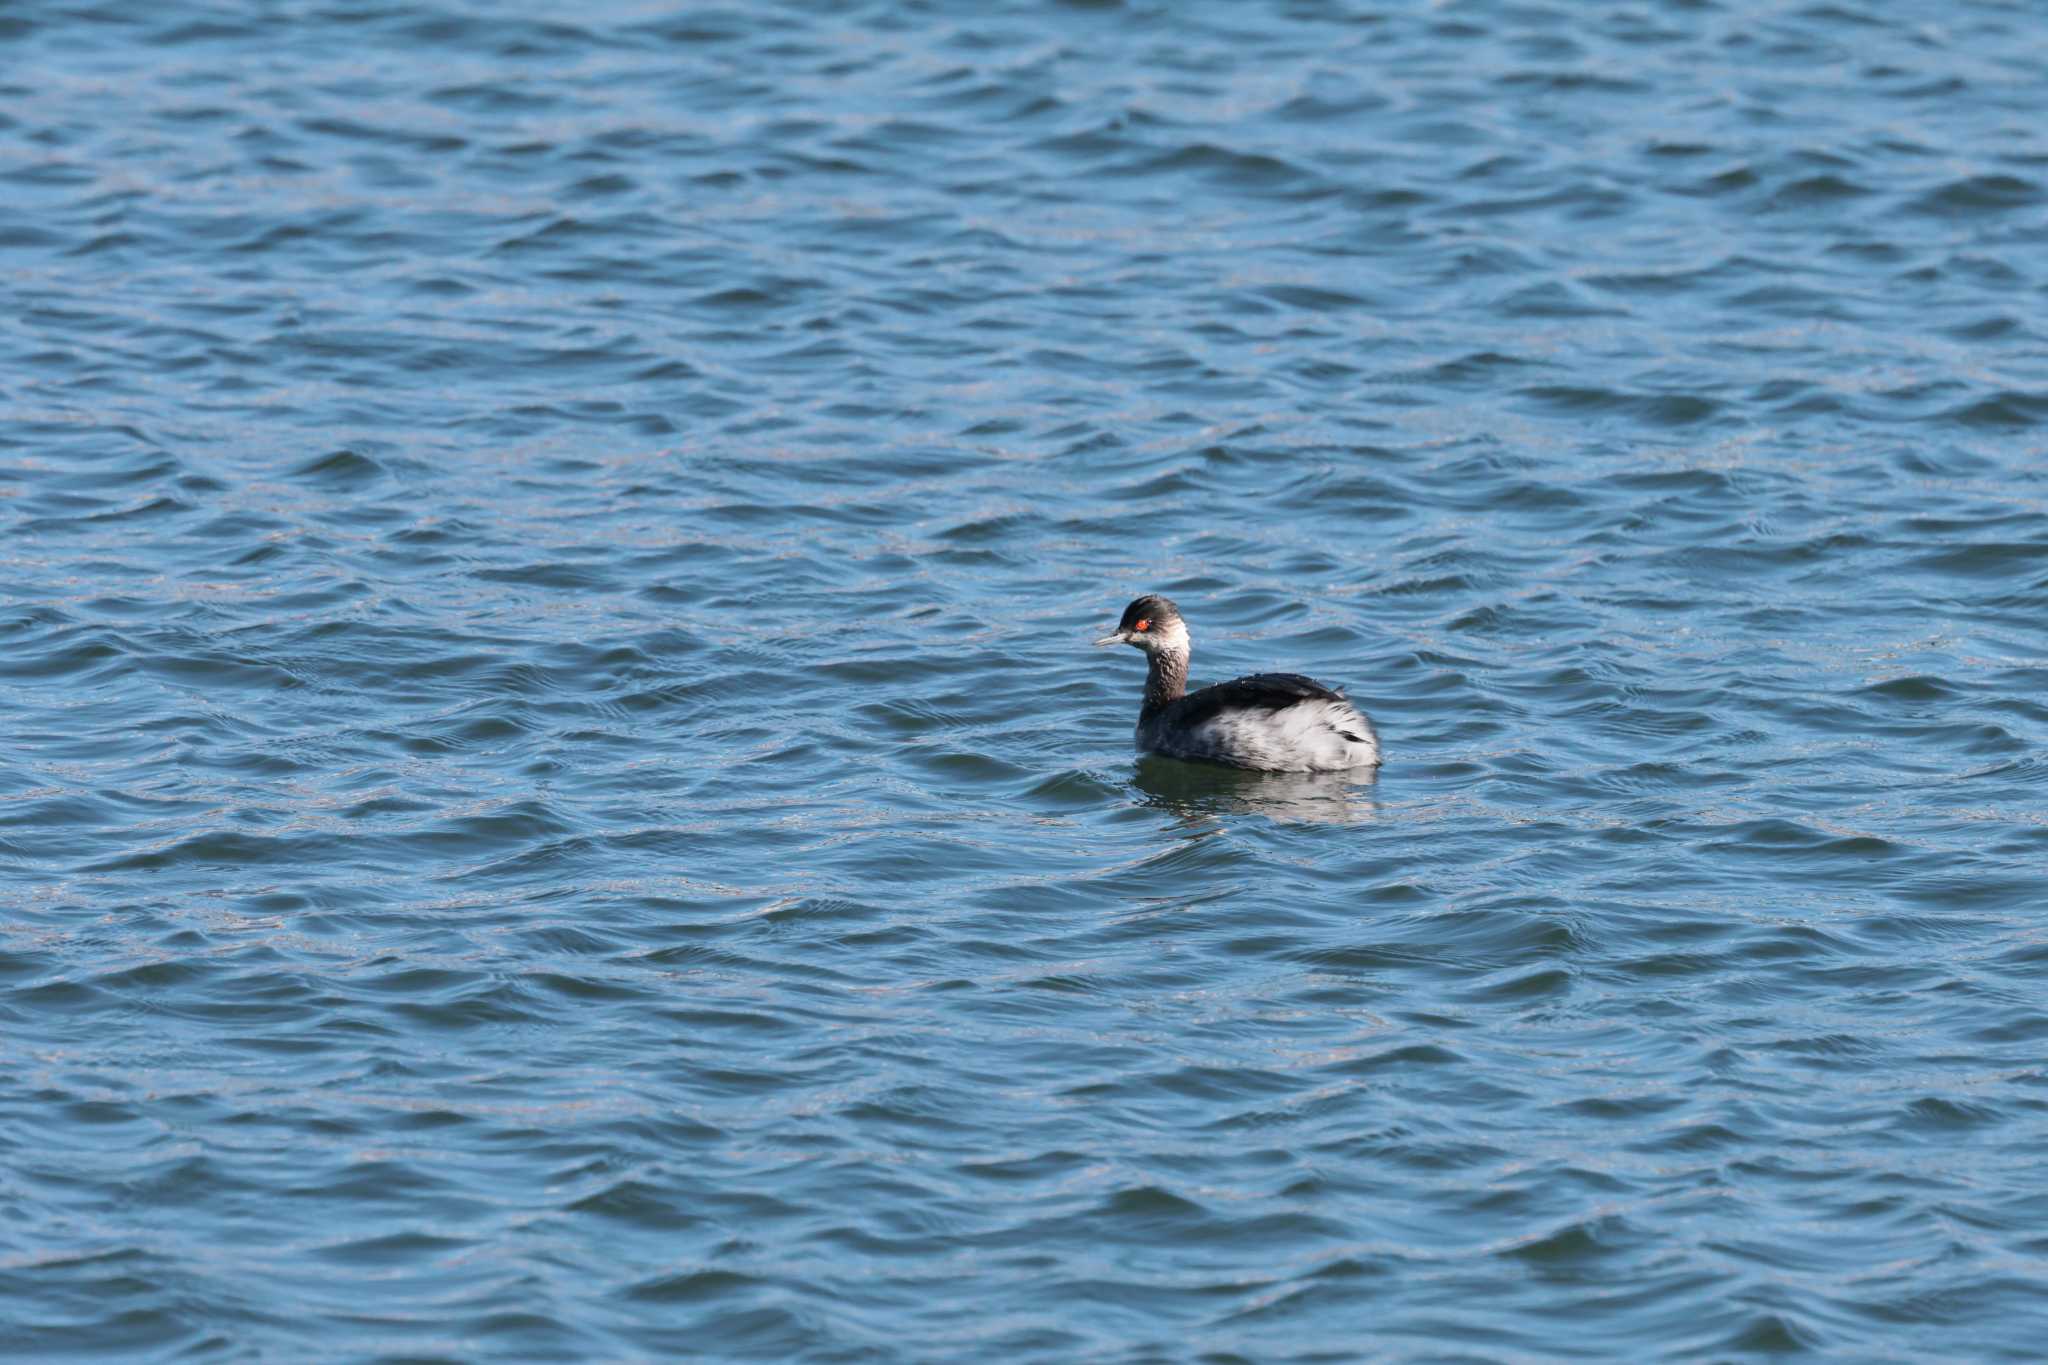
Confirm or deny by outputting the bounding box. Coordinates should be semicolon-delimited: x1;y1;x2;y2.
1094;594;1381;772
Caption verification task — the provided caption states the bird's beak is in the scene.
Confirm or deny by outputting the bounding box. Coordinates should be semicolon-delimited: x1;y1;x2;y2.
1093;631;1128;647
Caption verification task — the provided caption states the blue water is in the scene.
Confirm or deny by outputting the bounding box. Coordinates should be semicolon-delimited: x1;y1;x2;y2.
5;0;2048;1357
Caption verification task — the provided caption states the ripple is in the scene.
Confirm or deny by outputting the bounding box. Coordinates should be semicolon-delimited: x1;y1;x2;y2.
289;447;387;490
1910;173;2043;216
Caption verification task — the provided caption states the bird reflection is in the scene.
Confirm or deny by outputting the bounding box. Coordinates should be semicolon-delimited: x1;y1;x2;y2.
1130;754;1378;825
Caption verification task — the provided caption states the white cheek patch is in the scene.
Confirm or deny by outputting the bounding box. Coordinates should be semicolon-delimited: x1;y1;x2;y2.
1144;620;1190;652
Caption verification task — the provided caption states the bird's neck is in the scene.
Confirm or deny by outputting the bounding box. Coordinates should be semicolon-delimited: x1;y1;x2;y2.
1144;647;1189;709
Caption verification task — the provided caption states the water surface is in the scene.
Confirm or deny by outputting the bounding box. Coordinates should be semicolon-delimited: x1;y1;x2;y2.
5;0;2048;1357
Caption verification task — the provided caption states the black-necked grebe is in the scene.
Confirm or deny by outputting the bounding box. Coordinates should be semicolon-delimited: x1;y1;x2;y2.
1095;594;1381;772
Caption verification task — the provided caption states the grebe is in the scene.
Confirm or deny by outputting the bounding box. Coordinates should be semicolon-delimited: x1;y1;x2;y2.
1095;594;1380;772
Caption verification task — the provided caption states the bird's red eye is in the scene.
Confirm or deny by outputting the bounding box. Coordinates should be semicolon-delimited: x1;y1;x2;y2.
1134;619;1150;632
